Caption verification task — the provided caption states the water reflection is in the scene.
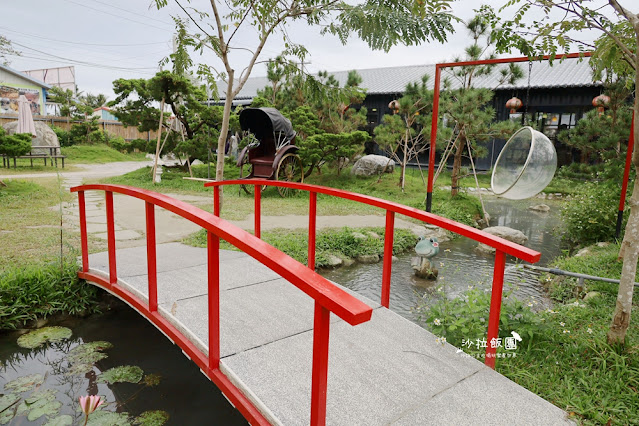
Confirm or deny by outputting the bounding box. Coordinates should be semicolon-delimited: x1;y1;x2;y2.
321;197;566;322
0;304;248;425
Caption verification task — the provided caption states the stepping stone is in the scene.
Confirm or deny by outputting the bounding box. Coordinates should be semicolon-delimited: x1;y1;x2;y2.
93;230;141;241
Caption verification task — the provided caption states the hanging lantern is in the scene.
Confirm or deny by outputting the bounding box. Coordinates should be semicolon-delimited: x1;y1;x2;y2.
505;97;523;114
592;94;610;115
388;100;400;114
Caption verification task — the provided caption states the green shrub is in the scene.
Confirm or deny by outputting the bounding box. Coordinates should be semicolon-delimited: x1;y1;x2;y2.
415;285;545;351
127;138;149;153
108;136;126;152
52;125;73;147
0;259;100;330
0;127;32;157
561;181;628;248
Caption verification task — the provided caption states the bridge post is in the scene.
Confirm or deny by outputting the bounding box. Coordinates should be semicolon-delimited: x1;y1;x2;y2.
208;231;220;370
486;250;506;369
105;191;117;285
381;211;395;308
310;303;330;426
213;186;220;217
78;191;89;273
308;192;317;270
254;185;261;239
146;202;158;312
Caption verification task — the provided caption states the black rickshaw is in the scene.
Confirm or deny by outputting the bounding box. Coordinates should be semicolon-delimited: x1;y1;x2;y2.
236;107;303;197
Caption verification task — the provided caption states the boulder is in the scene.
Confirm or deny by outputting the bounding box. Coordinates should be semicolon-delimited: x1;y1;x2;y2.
529;204;550;212
350;155;395;176
3;121;59;154
351;232;367;240
583;291;601;301
356;254;379;264
412;224;451;242
191;159;204;166
324;254;343;268
341;257;355;267
367;231;381;239
476;226;528;254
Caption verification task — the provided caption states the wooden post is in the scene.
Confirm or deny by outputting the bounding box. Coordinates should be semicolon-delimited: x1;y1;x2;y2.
152;98;165;183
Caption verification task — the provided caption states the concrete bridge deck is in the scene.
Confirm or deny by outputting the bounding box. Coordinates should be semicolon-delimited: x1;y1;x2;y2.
87;242;572;425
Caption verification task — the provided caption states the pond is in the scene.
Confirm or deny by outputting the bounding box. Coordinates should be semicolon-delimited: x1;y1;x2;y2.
0;304;248;425
321;197;567;321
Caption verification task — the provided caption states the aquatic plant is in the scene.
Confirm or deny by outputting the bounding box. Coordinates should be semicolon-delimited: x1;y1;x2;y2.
134;410;170;426
16;327;72;349
80;395;104;426
3;373;45;393
97;366;144;384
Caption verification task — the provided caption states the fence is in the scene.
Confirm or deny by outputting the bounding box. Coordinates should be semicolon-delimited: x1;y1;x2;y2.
0;114;157;141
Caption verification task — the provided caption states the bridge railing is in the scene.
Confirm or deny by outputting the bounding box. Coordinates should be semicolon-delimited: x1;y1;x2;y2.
205;179;542;369
70;184;373;426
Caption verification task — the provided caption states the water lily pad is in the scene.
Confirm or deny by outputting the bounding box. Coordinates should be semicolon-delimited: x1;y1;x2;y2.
17;327;72;349
86;410;131;426
142;374;161;387
66;341;113;376
44;415;73;426
15;389;61;421
0;394;20;425
133;410;169;426
97;366;143;384
4;373;44;393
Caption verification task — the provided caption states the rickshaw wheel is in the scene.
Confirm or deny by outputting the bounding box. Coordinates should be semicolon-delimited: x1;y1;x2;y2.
276;153;304;197
239;160;267;195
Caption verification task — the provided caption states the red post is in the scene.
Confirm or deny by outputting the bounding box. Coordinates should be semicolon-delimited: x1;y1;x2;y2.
426;65;442;212
617;112;635;239
214;186;220;217
105;191;117;285
485;250;506;369
381;210;395;308
308;192;317;270
310;302;330;426
254;185;261;239
146;202;158;312
208;231;220;370
78;191;89;273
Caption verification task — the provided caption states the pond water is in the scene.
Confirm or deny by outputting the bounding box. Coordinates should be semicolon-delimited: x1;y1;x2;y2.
0;304;247;425
321;197;567;321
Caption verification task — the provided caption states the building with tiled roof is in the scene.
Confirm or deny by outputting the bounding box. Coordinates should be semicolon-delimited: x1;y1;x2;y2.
220;56;604;168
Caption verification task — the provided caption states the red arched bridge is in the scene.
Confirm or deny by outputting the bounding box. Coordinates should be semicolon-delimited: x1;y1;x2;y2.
71;180;571;425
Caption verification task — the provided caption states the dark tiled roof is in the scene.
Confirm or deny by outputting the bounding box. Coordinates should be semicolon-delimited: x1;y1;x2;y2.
222;56;600;100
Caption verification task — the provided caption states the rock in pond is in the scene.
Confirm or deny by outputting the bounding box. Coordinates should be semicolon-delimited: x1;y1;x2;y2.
476;226;528;254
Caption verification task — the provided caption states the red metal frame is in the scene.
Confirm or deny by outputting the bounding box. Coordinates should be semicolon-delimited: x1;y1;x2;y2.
426;52;593;211
206;179;541;372
71;184;373;426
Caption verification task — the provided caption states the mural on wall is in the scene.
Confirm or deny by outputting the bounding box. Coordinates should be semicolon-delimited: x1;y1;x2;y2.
0;85;41;115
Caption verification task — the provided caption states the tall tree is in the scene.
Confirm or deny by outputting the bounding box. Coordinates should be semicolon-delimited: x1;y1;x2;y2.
110;71;236;163
375;75;434;191
441;15;523;197
153;0;456;198
482;0;639;344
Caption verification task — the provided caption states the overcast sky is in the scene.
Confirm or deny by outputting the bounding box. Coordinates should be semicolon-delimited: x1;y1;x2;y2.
2;0;601;100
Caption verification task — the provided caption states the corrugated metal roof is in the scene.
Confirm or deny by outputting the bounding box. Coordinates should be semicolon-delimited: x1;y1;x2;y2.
0;63;52;89
222;56;600;100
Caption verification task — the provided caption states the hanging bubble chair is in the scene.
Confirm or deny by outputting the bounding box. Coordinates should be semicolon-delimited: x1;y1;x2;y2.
491;126;557;200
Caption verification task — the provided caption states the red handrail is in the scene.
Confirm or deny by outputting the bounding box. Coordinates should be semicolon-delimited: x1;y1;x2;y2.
71;183;373;426
206;179;542;369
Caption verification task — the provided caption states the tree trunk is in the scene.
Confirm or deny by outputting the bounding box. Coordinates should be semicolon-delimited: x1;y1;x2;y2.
400;135;408;191
451;132;466;197
608;32;639;344
215;70;235;209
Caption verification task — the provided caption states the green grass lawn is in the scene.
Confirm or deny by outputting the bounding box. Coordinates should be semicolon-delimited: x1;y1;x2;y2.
0;144;147;174
102;163;484;226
